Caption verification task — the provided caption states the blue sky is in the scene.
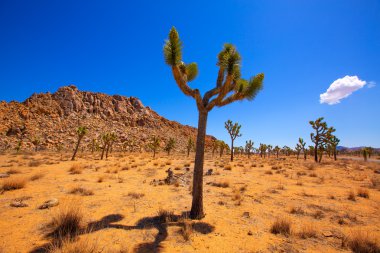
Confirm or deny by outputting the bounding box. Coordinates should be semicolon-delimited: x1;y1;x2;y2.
0;0;379;148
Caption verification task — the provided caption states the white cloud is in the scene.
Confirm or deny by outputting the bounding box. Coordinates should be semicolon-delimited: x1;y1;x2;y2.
320;75;367;105
368;81;376;88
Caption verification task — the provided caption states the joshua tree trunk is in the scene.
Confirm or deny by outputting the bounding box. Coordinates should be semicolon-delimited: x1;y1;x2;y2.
153;149;156;158
334;149;337;161
230;140;234;162
314;144;318;163
101;145;106;160
190;111;208;219
71;137;82;161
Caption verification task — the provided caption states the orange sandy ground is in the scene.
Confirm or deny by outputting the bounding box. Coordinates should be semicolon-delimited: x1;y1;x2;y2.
0;151;379;253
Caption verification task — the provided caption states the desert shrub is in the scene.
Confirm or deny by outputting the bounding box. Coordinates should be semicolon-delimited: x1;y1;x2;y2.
210;181;229;188
1;177;26;191
348;191;356;201
290;206;305;215
312;210;325;219
298;223;317;239
7;168;21;174
309;172;318;177
48;237;98;253
97;176;104;183
271;166;282;170
344;230;380;253
30;171;44;181
45;202;84;238
265;170;273;175
28;160;42;167
270;217;291;236
297;171;307;176
305;163;315;170
224;164;232;171
128;192;145;199
69;164;83;175
357;188;370;199
157;208;175;223
69;186;94;196
370;177;380;190
180;219;193;241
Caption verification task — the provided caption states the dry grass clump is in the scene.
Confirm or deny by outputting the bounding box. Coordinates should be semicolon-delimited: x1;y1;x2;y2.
7;168;21;174
28;160;42;167
265;170;273;175
290;206;305;215
69;186;94;196
127;192;145;199
210;181;230;188
357;188;370;198
270;217;291;236
157;208;175;223
1;177;26;191
298;223;317;239
45;202;84;239
30;172;45;181
370;176;380;190
48;237;98;253
344;230;380;253
224;164;232;171
180;219;193;241
69;164;83;175
97;176;104;183
305;163;315;170
348;190;356;201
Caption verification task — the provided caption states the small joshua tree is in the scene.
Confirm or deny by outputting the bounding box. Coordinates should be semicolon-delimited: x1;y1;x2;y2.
187;137;194;157
15;140;22;153
149;136;161;158
329;135;340;161
310;117;335;163
105;132;117;158
31;137;41;152
273;145;280;158
219;141;228;158
164;138;176;155
164;27;264;219
225;120;242;161
362;148;368;162
259;143;267;158
245;140;254;158
366;147;374;158
298;138;307;160
267;145;273;158
71;126;88;161
295;144;302;160
212;140;219;157
100;133;111;160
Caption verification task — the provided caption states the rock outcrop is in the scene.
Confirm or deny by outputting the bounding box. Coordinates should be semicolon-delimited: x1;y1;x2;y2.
0;85;216;152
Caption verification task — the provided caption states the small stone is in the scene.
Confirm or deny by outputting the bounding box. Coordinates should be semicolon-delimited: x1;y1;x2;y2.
0;173;10;178
10;201;28;208
38;198;59;209
248;230;253;236
242;212;250;218
322;231;333;237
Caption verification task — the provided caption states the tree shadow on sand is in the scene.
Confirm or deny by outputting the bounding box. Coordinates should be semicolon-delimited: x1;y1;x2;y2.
30;212;215;253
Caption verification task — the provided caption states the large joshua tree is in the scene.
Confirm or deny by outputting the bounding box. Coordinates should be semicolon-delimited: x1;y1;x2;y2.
310;117;335;163
225;120;242;162
164;27;264;219
71;126;88;161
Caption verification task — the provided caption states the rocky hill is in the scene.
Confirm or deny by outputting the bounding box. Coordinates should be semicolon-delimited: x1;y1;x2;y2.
0;85;216;152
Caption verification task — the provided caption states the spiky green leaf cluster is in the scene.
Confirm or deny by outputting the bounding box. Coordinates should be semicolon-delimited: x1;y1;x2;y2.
163;27;182;66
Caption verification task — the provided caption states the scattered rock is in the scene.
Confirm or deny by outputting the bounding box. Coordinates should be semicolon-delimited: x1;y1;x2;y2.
38;198;59;209
242;212;250;218
322;231;333;237
10;201;28;208
248;230;253;236
0;173;10;178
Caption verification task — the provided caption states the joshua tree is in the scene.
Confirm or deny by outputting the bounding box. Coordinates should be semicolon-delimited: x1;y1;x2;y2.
71;126;88;161
212;140;219;157
149;136;161;158
362;148;368;161
219;141;228;158
105;133;117;158
366;147;374;158
187;137;194;157
308;145;314;156
15;140;22;153
273;145;280;158
295;144;302;160
259;143;267;158
282;145;291;156
164;138;176;155
267;145;273;158
310;117;335;163
225;120;242;162
329;135;340;161
298;138;307;160
31;137;41;152
245;140;254;158
164;27;264;219
100;133;111;160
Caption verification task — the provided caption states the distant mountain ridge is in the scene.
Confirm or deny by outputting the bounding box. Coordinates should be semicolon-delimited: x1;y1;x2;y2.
337;146;380;152
0;85;216;152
